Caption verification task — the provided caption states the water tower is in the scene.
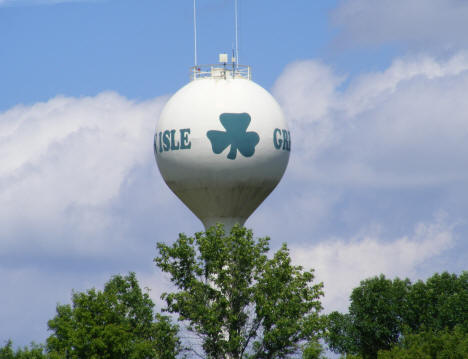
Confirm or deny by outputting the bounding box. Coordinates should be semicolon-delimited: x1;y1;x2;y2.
154;4;290;231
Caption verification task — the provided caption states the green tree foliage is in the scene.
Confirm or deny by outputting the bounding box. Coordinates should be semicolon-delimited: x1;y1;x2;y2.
326;312;357;355
0;341;46;359
328;275;410;359
46;272;180;359
405;272;468;333
327;275;410;359
351;276;409;357
326;272;468;359
154;225;324;359
377;326;468;359
301;339;327;359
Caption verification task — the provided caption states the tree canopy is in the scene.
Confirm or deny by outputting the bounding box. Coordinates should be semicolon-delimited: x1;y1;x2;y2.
4;225;464;359
326;271;468;359
155;225;324;359
405;271;468;333
46;272;180;359
377;325;468;359
0;341;46;359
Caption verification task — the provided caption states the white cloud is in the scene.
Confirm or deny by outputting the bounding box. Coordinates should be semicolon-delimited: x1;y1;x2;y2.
332;0;468;51
273;52;468;188
291;216;455;312
340;53;468;117
274;60;342;124
272;60;342;162
0;92;177;257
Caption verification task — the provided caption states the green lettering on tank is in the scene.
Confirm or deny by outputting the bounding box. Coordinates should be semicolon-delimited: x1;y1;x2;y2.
162;130;171;151
273;128;282;149
207;113;260;160
282;129;290;151
273;128;291;152
180;128;191;149
170;129;180;150
156;129;192;153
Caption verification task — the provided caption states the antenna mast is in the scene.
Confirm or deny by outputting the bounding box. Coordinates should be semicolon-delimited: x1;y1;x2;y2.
235;0;239;65
193;0;198;66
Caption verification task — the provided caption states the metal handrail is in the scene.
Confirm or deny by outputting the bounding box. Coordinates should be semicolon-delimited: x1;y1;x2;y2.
190;64;251;81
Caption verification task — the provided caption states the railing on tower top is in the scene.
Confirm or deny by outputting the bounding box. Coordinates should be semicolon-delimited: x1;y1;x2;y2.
190;64;251;81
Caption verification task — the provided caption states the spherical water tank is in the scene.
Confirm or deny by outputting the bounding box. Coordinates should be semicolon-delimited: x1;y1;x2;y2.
154;63;290;230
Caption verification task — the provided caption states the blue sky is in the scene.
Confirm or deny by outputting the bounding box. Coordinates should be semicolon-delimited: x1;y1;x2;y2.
1;0;468;351
0;0;339;110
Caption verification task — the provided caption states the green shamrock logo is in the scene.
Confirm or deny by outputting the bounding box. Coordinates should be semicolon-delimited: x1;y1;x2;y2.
207;113;260;160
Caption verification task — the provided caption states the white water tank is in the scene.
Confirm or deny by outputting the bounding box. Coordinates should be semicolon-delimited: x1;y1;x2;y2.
154;60;290;230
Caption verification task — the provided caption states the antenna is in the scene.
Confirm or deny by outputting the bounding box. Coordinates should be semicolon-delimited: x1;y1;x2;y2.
234;0;239;65
193;0;198;66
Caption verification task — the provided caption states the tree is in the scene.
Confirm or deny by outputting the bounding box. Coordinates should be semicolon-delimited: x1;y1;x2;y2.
348;275;410;358
325;271;468;359
325;312;357;355
0;341;46;359
377;326;468;359
326;275;411;359
301;339;327;359
46;272;180;359
154;225;324;359
404;271;468;333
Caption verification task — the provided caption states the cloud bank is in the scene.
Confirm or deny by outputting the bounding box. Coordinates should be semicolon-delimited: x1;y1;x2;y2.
291;216;455;311
0;92;169;261
274;52;468;188
249;52;468;245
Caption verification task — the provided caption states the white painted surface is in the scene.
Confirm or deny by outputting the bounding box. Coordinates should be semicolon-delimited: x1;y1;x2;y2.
155;77;290;231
